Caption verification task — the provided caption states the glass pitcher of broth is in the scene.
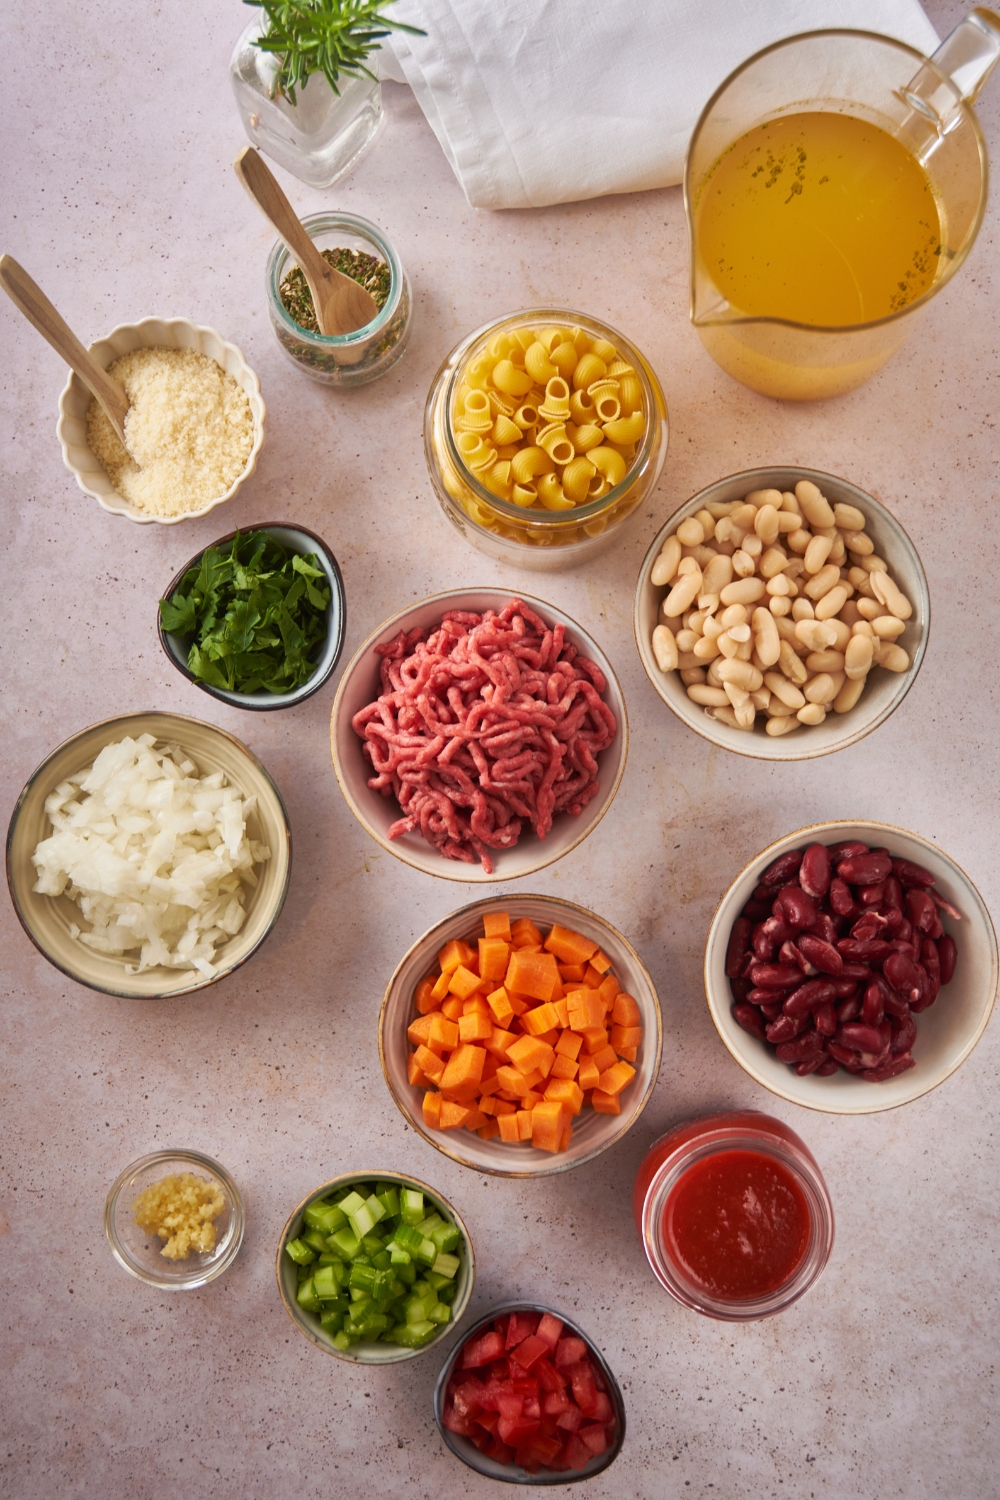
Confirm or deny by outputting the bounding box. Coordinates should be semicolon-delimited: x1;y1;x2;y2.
685;10;1000;400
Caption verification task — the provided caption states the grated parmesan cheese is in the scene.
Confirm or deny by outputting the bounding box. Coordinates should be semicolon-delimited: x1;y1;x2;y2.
86;346;253;517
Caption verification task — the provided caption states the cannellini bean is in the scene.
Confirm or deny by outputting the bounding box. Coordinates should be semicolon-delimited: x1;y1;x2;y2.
833;502;866;531
735;636;753;661
827;618;851;651
707;658;725;687
688;608;713;634
706;704;745;730
764;672;806;709
702;615;724;640
766;715;802;737
741;534;763;558
716;658;763;691
806;650;846;674
676;629;700;652
849;567;878;599
844;634;874;680
694;508;716;538
676;516;706;546
693;634;722;660
754;504;781;544
872;614;906;639
781;490;801;513
770;596;791;616
651;534;682;586
686;544;718;569
834;676;865;713
842;529;873;555
723;681;750;708
745;488;783;508
719;603;747;628
803;564;841;600
815;584;851;621
852;620;875;638
795;480;835;527
804;534;833;574
687;684;729;706
714;517;736;545
717;631;741;659
752;607;781;668
728;623;752;643
778;641;809;684
791;598;815;621
702;554;734;596
794;619;837;652
787;528;811;554
797;703;827;726
652;625;679;672
677;555;700;576
705;500;740;518
869;569;912;620
697;591;721;613
876;642;910;672
731;504;758;531
774;512;800;535
680;667;706;685
662;569;703;616
750;687;771;711
860;553;888;573
677;651;701;670
759;547;790;579
855;597;880;621
839;600;862;627
720;577;766;606
766;574;792;597
804;673;837;704
828;534;846;566
732;549;756;577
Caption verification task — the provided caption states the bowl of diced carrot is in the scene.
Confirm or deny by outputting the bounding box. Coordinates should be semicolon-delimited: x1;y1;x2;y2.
378;895;662;1176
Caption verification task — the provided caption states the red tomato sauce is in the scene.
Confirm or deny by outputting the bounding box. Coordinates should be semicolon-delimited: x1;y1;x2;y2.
663;1148;810;1301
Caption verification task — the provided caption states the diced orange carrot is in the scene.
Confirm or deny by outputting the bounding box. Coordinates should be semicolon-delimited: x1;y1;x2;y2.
510;917;543;948
458;1011;493;1043
612;993;642;1027
448;965;487;1001
577;1055;601;1091
414;1045;446;1084
439;1099;475;1130
559;1114;573;1151
479;1095;496;1115
590;949;612;974
439;1043;487;1092
430;970;452;1003
477;1118;501;1140
531;1100;565;1152
463;1109;490;1132
422;1091;442;1128
478;936;511;981
495;1064;544;1097
485;1026;516;1061
483;911;511;940
486;985;514;1025
543;923;599;966
591;1088;621;1115
580;1026;609;1053
521;1089;543;1109
521;1002;561;1037
463;993;491;1015
599;974;621;1008
408;1055;427;1088
504;949;560;1002
535;1028;560;1049
507;1035;556;1077
407;1014;435;1047
498;1112;521;1143
493;1098;516;1116
439;1080;481;1104
507;994;530;1017
583;964;604;989
438;938;476;976
553;998;569;1028
427;1013;460;1054
516;943;544;955
479;1072;503;1097
516;1109;534;1141
555;1029;583;1061
415;976;438;1014
566;988;604;1031
550;1053;579;1081
441;995;464;1022
557;962;587;983
483;1050;500;1078
543;1078;584;1115
611;1023;643;1055
597;1060;636;1096
589;1044;618;1076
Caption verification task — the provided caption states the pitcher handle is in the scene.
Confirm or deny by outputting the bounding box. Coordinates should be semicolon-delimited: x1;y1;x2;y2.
900;8;1000;125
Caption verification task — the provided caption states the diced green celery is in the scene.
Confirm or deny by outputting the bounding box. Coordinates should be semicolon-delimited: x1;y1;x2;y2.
429;1303;452;1325
296;1263;312;1284
349;1288;372;1309
437;1279;458;1305
348;1203;376;1240
389;1244;411;1267
416;1237;437;1267
430;1223;461;1255
372;1249;392;1271
320;1309;345;1333
296;1278;320;1312
364;1194;386;1226
424;1269;449;1291
350;1263;377;1293
361;1232;385;1257
337;1190;367;1216
304;1201;348;1235
302;1229;329;1253
397;1261;417;1286
406;1293;435;1326
392;1223;423;1253
393;1319;437;1347
400;1189;425;1225
313;1264;342;1299
375;1184;401;1218
284;1238;316;1266
332;1331;351;1351
432;1251;461;1280
416;1213;444;1236
329;1227;362;1260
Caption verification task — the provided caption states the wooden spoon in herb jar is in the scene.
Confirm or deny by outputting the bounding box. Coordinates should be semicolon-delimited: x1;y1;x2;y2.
233;147;378;337
0;254;131;447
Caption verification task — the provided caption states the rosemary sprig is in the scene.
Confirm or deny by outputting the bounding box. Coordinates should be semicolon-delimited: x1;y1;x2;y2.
245;0;425;104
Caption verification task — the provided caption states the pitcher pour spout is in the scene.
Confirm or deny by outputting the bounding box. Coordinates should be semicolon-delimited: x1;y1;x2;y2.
898;7;1000;132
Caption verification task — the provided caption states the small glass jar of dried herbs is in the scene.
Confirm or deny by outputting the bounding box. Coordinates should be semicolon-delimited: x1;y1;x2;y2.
266;211;412;386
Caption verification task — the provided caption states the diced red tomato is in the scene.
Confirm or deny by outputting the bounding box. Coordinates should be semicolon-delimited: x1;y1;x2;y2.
542;1389;571;1415
498;1413;540;1447
579;1424;608;1456
463;1330;505;1367
554;1335;588;1367
505;1311;540;1349
556;1403;584;1432
536;1357;566;1392
536;1312;564;1349
512;1333;550;1369
564;1433;593;1471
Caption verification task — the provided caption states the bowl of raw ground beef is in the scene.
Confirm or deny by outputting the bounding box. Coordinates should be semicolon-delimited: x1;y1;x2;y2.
330;591;628;881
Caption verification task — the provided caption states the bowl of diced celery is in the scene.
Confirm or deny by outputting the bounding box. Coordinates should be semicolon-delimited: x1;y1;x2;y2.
276;1171;476;1364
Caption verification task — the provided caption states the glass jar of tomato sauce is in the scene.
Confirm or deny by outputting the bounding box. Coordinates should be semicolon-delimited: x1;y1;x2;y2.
633;1112;834;1321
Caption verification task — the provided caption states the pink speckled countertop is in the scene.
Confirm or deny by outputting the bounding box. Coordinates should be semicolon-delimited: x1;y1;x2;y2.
2;2;998;1496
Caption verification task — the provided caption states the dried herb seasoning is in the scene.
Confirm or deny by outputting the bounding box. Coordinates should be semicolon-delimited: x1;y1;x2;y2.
279;247;391;333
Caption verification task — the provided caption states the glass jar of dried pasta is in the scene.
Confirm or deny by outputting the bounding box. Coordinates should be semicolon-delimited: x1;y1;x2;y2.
265;212;411;387
424;308;668;569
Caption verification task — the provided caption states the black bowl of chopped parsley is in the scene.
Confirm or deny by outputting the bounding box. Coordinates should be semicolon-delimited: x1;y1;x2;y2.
158;525;346;710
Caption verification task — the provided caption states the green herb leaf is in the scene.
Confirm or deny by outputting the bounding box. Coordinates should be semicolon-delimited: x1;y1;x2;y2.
245;0;426;103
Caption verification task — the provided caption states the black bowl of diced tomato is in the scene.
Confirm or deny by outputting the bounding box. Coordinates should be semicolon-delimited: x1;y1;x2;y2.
434;1302;625;1483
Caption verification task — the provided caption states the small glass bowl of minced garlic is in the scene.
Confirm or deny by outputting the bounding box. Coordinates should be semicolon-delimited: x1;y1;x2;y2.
265;211;412;387
105;1150;245;1289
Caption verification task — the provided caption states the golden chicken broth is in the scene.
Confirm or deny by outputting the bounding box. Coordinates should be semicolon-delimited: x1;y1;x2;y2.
695;112;943;327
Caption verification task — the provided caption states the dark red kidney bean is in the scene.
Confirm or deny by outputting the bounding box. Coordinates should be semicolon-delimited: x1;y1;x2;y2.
748;987;775;1005
766;1013;807;1043
828;878;857;917
753;882;777;902
895;917;913;942
732;1004;768;1041
729;975;753;1004
837;852;892;885
883;907;903;932
797;933;843;975
775;1031;826;1063
861;1053;916;1082
827;840;869;860
883;875;904;912
878;1017;892;1048
742;899;774;921
837;1022;885;1054
815;1058;840;1076
760;914;794;946
753;926;777;962
858;882;885;907
887;936;920;962
835;993;862;1022
831;978;860;999
725;917;752;977
813;1001;837;1036
882;991;910;1021
778;885;818;930
938;934;957;985
840;962;874;981
906;889;937;933
799;843;832;898
919;939;941;1006
761;849;804;886
891;1014;917;1053
827;1041;867;1071
862;982;885;1028
891;858;936;889
749;962;803;988
795;1055;830;1076
783;978;839;1017
811;911;838;946
742;950;758;977
883;952;923;1001
760;1001;782;1021
931;891;963;922
850;914;881;942
838;938;892;962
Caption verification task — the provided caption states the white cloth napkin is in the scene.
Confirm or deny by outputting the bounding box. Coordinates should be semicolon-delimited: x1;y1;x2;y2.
381;0;940;209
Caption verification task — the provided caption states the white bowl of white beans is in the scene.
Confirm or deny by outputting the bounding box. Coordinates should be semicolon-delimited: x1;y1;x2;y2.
633;467;929;761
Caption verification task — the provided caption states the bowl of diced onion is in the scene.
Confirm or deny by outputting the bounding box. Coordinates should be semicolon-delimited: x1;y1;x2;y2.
6;711;291;998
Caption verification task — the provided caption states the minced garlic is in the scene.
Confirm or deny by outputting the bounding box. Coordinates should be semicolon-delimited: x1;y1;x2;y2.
132;1171;226;1260
86;346;253;518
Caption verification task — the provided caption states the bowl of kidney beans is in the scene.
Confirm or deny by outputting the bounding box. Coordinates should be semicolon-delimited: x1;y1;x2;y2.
705;823;998;1113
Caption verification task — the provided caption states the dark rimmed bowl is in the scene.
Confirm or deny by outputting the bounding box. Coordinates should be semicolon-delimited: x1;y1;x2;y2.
158;522;346;710
433;1302;626;1483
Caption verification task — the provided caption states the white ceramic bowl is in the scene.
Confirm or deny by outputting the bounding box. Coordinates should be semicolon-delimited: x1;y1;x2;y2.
6;711;291;999
275;1170;475;1365
379;894;663;1175
56;317;265;524
634;467;929;760
331;590;628;882
704;821;998;1113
